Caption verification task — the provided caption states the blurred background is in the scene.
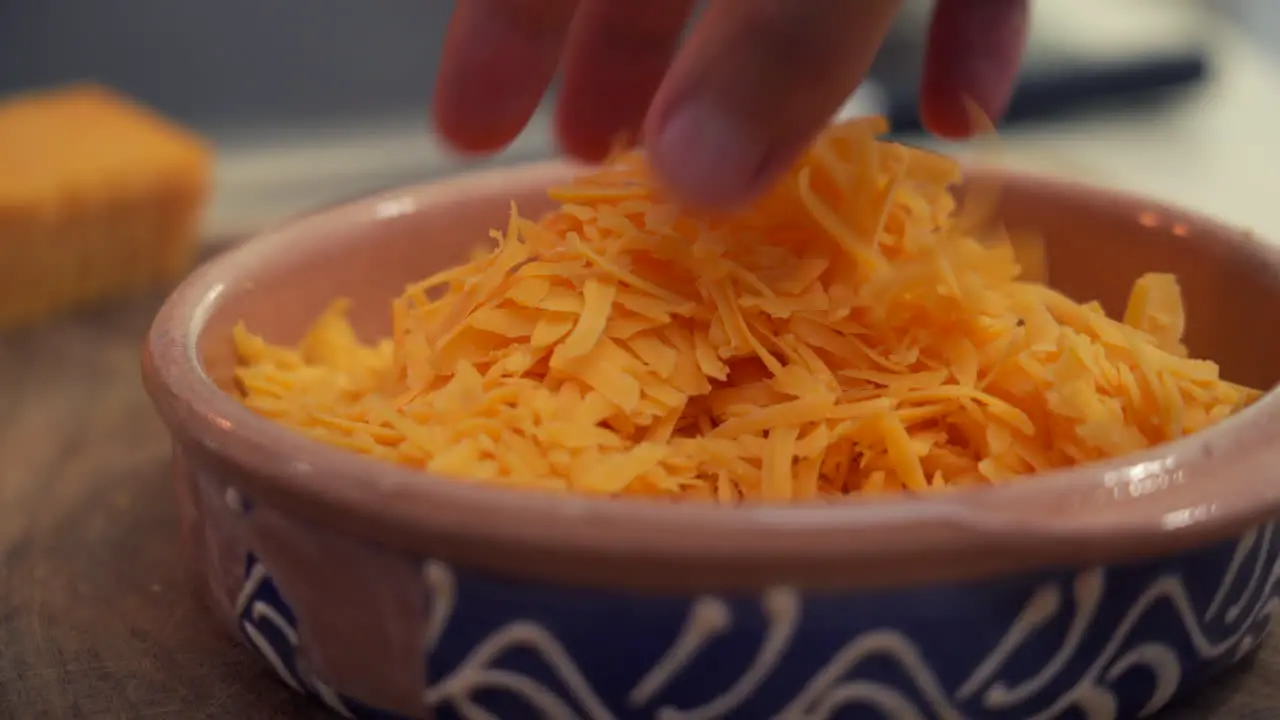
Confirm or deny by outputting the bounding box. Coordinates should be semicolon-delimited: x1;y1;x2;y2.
3;0;1278;240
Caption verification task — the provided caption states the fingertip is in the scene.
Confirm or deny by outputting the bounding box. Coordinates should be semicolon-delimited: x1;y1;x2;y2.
641;0;900;208
555;0;693;163
431;0;575;154
553;93;625;163
919;93;983;140
920;0;1027;139
431;97;516;155
646;97;771;208
431;74;541;157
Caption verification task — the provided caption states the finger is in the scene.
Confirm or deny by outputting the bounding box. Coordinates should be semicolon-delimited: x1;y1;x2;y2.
920;0;1029;139
555;0;696;161
643;0;903;208
432;0;579;153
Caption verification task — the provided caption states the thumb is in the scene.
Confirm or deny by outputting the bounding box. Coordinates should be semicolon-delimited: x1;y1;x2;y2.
643;0;903;208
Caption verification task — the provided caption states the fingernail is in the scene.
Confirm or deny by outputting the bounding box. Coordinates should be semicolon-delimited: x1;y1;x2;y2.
652;98;767;207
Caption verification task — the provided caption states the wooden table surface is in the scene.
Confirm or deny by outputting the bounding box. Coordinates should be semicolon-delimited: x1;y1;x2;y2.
1;289;1279;719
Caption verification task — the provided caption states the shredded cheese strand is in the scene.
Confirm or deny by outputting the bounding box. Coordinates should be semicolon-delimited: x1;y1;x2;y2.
231;117;1262;502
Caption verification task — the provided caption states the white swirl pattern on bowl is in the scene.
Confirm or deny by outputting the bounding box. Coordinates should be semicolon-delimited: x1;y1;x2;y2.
407;528;1278;720
226;473;1278;720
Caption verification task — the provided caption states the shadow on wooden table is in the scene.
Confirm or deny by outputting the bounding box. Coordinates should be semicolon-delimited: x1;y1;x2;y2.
0;293;329;719
0;288;1276;719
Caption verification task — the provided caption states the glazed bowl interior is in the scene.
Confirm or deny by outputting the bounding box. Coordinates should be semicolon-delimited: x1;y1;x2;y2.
148;161;1280;590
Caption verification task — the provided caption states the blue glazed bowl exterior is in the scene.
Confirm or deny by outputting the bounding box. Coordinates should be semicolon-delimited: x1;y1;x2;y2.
174;449;1279;720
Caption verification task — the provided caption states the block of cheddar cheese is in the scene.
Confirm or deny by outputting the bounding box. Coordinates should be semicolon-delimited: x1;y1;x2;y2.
0;83;213;329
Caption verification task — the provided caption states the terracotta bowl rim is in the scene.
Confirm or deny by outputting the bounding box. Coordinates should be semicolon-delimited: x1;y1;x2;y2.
143;159;1280;586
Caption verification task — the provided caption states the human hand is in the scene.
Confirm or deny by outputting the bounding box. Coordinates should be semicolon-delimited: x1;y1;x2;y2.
432;0;1028;207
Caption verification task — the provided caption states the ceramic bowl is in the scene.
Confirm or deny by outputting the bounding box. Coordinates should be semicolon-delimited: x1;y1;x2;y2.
143;161;1280;720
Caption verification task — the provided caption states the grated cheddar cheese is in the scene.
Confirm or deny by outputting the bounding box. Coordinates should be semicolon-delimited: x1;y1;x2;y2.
232;117;1262;502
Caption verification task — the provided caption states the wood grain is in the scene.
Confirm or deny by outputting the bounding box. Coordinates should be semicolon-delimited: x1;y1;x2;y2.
0;283;1276;719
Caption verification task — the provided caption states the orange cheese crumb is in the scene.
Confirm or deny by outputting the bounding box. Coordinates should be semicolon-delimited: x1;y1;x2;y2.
0;83;212;328
232;117;1262;502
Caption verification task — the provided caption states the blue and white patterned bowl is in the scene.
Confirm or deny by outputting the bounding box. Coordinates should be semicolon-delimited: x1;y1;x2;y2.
144;162;1280;719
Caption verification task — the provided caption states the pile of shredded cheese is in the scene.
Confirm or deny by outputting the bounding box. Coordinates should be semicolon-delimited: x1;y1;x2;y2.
233;117;1261;502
